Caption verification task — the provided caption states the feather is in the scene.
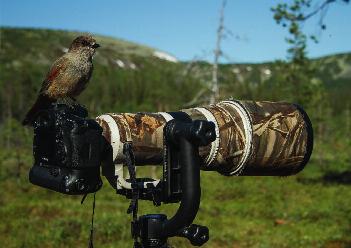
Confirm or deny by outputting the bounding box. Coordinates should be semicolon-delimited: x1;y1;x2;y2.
22;94;54;126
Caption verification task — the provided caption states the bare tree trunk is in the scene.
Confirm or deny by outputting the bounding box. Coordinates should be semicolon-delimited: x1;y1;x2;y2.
210;0;226;104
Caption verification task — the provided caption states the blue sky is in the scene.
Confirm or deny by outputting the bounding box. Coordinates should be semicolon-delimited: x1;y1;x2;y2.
1;0;350;62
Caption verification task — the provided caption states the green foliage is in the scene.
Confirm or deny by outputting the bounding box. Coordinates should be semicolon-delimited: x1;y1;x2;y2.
271;0;324;110
0;27;350;247
271;0;349;43
270;0;351;177
0;118;31;148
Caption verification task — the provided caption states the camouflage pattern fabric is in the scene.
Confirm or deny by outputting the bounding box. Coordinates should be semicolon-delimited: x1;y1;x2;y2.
96;100;313;176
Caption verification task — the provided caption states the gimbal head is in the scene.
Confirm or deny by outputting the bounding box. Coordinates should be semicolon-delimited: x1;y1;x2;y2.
122;116;216;247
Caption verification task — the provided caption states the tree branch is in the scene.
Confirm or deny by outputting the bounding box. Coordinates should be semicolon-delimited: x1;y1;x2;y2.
296;0;336;21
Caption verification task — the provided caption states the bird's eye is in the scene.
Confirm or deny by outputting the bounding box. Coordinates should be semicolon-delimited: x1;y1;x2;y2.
82;40;89;46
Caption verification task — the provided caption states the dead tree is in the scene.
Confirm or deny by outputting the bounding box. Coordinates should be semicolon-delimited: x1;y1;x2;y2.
210;0;227;104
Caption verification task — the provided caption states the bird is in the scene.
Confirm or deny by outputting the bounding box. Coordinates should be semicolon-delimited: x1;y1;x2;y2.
22;35;100;126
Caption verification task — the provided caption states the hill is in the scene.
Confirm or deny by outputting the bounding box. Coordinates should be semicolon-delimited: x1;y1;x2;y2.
0;27;175;62
1;27;350;122
0;27;196;123
184;53;351;110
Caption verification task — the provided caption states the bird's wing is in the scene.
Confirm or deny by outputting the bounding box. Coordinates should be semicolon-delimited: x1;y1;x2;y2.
39;56;70;94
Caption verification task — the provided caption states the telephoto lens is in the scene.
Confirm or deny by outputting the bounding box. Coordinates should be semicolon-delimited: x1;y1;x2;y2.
96;100;313;176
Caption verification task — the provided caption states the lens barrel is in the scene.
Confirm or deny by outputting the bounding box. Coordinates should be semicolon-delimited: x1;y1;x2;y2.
96;100;313;176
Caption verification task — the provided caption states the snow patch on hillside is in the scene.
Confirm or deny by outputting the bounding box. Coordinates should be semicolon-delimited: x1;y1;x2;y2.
114;59;138;70
153;51;178;63
115;59;125;68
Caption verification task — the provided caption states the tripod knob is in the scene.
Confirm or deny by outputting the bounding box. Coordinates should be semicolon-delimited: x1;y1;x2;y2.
179;224;209;246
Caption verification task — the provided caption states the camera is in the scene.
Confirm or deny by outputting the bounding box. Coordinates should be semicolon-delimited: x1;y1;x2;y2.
29;103;106;195
28;100;313;247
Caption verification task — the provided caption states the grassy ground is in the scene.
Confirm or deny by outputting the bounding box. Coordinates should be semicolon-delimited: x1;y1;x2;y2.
0;146;350;248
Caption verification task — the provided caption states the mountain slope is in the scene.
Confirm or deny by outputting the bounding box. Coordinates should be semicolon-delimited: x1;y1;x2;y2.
0;27;350;123
0;27;195;123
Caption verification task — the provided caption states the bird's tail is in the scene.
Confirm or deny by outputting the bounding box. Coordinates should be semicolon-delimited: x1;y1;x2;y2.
22;95;54;126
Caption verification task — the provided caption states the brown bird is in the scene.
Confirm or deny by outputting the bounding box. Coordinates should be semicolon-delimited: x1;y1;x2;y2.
22;35;100;126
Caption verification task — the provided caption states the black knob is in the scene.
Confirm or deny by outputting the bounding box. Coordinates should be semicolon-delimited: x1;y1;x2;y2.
191;120;216;146
179;224;209;246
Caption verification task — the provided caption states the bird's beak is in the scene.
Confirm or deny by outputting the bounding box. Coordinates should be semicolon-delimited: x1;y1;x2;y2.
92;43;100;49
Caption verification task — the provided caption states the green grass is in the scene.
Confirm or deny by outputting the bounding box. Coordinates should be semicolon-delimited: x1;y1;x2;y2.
1;148;350;248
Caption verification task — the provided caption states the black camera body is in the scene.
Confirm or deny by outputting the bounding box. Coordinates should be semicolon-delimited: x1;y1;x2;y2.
29;103;105;195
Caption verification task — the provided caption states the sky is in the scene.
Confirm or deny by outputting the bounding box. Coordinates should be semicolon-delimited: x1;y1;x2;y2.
0;0;350;63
